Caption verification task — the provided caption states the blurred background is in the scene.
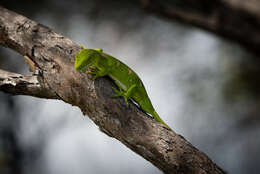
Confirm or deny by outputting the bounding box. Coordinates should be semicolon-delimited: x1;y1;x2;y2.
0;0;260;173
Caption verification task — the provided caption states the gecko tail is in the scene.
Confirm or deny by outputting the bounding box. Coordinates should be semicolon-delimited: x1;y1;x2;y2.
152;111;171;130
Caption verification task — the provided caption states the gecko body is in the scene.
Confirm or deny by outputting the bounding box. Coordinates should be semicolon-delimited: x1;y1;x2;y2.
74;47;170;129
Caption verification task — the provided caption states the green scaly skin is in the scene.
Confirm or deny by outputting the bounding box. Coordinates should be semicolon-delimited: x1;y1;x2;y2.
74;46;170;129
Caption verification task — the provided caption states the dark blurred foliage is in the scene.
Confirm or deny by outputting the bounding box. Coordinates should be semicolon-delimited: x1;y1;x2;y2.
0;94;22;174
157;0;222;15
0;0;141;33
224;59;260;102
223;57;260;129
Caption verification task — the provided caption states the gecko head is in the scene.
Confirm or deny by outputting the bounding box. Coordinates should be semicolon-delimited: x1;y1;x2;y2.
74;48;99;70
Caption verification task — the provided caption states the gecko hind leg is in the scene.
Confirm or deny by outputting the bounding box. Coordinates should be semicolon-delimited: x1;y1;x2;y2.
112;84;137;106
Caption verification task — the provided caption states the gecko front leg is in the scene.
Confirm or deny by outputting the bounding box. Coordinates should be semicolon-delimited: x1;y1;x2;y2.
89;66;110;80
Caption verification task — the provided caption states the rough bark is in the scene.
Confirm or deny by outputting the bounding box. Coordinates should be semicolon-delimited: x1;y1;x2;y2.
0;7;226;174
139;0;260;56
0;69;57;99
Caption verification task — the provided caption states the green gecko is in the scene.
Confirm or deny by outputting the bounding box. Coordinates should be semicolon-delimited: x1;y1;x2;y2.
74;46;170;129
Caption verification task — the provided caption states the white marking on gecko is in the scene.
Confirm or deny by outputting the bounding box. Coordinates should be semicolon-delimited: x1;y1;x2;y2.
109;74;127;91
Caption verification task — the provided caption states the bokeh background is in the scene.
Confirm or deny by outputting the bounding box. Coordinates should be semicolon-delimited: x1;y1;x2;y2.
1;0;260;173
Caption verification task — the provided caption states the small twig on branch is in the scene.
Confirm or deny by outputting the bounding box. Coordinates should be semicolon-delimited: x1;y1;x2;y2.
0;6;226;174
0;69;57;99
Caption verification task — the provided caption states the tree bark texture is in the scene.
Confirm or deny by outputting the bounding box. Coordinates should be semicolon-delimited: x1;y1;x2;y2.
0;7;226;174
0;69;57;99
139;0;260;56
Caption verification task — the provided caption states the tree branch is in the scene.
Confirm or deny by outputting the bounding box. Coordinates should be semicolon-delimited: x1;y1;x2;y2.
0;69;57;99
0;6;226;174
139;0;260;56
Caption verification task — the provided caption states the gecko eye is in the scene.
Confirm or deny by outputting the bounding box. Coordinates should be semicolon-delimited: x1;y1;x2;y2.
74;49;98;70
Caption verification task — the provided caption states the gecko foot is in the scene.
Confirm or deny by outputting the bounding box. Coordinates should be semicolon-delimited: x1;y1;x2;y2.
112;87;129;106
